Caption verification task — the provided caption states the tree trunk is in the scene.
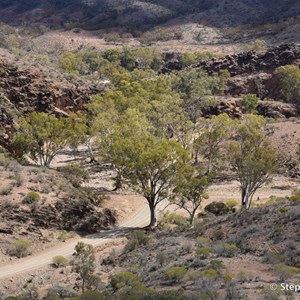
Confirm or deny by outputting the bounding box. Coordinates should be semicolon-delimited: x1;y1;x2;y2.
148;200;157;228
82;278;85;293
189;212;195;229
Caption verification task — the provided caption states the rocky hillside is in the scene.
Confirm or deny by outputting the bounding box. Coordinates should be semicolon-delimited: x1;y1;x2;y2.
0;0;299;32
0;59;103;150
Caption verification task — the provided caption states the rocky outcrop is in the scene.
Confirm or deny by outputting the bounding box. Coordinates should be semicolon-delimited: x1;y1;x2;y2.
196;44;300;76
0;199;116;234
0;60;103;150
257;101;300;118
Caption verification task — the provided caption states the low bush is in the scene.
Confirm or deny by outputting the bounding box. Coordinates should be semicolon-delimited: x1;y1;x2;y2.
76;290;105;300
110;271;139;292
273;263;300;281
23;191;41;204
125;230;150;252
0;184;14;195
195;247;213;259
225;199;238;211
166;266;187;283
58;231;69;242
52;256;69;268
10;239;32;258
204;202;230;215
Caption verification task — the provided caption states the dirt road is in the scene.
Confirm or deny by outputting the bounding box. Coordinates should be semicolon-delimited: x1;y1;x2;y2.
0;201;167;280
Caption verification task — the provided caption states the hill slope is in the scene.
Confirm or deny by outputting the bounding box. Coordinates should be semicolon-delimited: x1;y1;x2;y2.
0;0;299;31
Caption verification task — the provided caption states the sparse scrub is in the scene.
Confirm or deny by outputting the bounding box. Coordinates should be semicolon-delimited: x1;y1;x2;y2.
52;256;69;268
273;263;300;281
23;191;41;204
125;230;150;252
110;271;139;292
225;199;238;211
58;231;69;242
10;239;32;258
0;184;14;195
166;266;187;283
195;247;213;259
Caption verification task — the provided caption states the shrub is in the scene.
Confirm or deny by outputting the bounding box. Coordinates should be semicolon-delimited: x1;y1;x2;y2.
166;267;187;283
58;231;69;242
10;239;32;258
210;260;224;271
156;252;167;267
23;191;41;204
195;247;213;259
159;212;188;227
110;271;139;292
13;174;24;187
57;164;89;188
204;202;230;215
275;65;300;103
239;94;259;113
273;264;300;281
202;269;218;279
52;256;69;268
223;243;238;257
125;230;150;252
76;290;105;300
0;184;14;195
225;199;238;210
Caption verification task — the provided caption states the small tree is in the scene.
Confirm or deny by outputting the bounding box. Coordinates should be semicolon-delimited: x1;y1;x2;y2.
239;94;259;113
111;135;189;227
172;166;209;227
72;242;96;293
12;112;86;167
227;115;279;209
275;65;300;103
194;113;234;174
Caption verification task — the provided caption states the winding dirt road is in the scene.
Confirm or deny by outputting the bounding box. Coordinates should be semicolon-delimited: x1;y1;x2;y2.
0;201;167;280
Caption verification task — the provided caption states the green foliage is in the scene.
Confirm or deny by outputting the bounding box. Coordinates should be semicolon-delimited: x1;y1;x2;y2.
195;247;213;258
52;256;69;268
173;69;228;122
76;290;105;300
72;242;96;292
202;268;218;278
12;112;87;167
244;39;268;52
159;212;188;227
194;113;234;174
179;51;216;67
166;267;187;283
110;271;139;292
239;94;259;113
171;166;209;227
58;231;69;242
227;114;279;209
223;243;238;257
273;264;300;281
204;201;230;215
225;199;238;210
110;134;189;227
23;191;41;204
10;239;32;258
275;65;300;103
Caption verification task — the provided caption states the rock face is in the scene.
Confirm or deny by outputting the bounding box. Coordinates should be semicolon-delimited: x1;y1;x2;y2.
0;60;103;150
196;44;300;76
0;199;116;234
